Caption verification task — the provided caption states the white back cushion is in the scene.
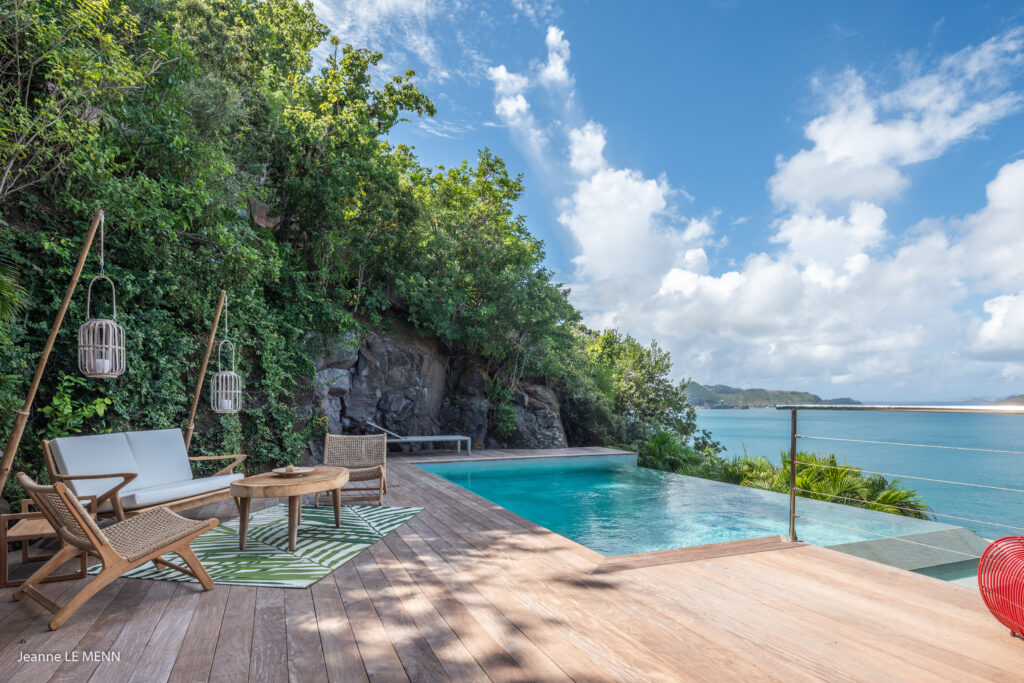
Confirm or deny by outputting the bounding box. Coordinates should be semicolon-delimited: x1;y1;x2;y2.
124;429;194;487
49;433;140;499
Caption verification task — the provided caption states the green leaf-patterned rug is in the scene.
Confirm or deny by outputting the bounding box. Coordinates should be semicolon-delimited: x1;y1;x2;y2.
90;504;422;588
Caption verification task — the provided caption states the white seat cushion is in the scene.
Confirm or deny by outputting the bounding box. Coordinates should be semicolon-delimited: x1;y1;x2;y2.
49;433;141;499
123;428;194;488
119;473;243;509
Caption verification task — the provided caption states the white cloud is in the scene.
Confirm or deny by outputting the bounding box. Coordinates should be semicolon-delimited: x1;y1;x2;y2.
510;0;560;25
559;168;672;282
770;202;887;274
769;28;1024;208
485;24;578;165
539;25;573;88
486;65;548;159
966;293;1024;360
567;121;607;174
313;0;450;80
957;158;1024;290
488;64;529;97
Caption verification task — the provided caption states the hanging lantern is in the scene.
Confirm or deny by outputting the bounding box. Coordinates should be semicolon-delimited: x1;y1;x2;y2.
78;212;126;379
210;297;242;413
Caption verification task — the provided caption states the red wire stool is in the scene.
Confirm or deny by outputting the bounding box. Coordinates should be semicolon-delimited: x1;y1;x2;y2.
978;536;1024;638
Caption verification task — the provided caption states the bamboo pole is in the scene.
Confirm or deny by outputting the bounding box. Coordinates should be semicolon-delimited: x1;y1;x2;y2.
0;209;103;496
184;290;226;451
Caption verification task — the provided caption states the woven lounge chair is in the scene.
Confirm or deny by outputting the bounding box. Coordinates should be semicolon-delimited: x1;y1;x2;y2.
12;472;218;630
317;433;387;506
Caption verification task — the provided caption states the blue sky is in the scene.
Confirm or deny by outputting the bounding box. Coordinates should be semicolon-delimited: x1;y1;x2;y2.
313;0;1024;401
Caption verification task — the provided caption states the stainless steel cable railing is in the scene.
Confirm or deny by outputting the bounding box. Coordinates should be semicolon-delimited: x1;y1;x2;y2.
776;404;1024;560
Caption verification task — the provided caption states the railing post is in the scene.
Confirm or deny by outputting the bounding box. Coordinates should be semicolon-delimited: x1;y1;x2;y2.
789;408;798;542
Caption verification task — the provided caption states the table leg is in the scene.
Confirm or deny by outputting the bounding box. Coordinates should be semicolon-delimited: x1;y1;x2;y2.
288;495;300;552
238;497;250;550
332;489;340;527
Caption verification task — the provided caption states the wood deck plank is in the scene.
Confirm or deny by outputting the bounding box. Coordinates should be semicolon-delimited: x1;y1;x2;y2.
332;561;411;682
594;534;805;573
379;531;525;682
168;579;231;683
364;540;487;682
285;585;329;683
249;587;288;683
309;574;369;683
126;583;203;683
48;578;154;683
0;574;80;653
87;579;180;682
4;578;126;682
207;585;256;683
350;547;450;682
388;523;571;680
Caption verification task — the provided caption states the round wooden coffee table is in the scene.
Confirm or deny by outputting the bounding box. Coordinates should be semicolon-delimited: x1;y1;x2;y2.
230;467;350;551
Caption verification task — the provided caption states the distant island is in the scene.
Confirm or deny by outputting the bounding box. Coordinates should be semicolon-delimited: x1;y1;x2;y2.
685;382;861;409
990;394;1024;406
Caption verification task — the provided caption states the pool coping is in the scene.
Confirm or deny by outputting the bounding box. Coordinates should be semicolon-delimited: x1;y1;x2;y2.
593;535;807;573
392;446;636;465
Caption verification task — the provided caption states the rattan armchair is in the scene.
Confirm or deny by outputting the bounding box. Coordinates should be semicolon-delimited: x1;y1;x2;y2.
318;433;387;505
13;472;218;630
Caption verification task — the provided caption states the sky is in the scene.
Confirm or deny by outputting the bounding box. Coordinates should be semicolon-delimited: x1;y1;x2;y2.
311;0;1024;402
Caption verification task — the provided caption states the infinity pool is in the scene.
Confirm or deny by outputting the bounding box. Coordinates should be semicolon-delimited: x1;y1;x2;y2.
417;455;960;556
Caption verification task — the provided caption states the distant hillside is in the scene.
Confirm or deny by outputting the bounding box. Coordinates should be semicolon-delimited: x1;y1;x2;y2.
991;394;1024;406
686;382;861;409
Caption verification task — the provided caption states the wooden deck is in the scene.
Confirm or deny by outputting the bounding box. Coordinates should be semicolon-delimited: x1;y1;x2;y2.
3;448;1024;681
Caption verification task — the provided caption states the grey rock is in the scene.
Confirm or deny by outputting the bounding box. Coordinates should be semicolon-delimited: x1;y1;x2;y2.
311;334;360;370
316;368;351;396
505;383;568;449
300;321;567;455
321;394;343;435
439;393;489;446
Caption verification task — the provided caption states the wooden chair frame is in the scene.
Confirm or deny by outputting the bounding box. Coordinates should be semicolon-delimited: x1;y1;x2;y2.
0;496;97;587
42;440;246;520
13;473;217;630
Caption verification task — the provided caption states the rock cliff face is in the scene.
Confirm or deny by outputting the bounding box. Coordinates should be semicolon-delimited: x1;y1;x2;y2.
296;323;567;460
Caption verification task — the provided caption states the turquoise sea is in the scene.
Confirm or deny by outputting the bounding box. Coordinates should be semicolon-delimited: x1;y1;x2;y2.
696;408;1024;540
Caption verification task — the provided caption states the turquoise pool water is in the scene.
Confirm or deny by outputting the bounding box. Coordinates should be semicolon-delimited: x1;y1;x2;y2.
417;455;960;556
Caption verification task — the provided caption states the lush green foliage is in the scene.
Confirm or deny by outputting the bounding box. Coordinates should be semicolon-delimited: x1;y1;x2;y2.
638;431;930;518
561;330;718;451
0;0;710;503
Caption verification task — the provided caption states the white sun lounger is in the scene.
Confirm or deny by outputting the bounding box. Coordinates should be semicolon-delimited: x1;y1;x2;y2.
366;421;472;455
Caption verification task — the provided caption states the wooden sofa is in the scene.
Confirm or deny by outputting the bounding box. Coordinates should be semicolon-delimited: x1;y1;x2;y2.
43;428;245;519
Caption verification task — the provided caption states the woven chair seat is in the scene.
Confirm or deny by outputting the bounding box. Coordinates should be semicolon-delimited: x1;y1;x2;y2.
346;466;384;482
104;507;211;561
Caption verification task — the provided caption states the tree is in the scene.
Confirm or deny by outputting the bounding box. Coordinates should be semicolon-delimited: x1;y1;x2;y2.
0;0;162;202
579;329;710;446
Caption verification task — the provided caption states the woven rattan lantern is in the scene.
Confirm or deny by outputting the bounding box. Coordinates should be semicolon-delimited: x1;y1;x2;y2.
78;212;126;379
210;297;242;413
